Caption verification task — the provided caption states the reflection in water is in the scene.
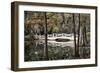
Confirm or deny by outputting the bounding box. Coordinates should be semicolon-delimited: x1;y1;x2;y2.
24;40;90;61
48;40;90;60
24;40;45;61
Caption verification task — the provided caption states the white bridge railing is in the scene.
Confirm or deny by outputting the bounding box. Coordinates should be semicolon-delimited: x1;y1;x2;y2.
47;33;74;37
47;33;78;41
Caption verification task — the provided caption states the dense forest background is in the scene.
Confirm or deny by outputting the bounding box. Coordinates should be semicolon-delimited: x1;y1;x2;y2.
24;11;90;61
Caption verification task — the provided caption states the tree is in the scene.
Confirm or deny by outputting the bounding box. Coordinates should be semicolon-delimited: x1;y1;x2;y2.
77;14;80;57
43;12;49;60
79;14;89;46
73;14;80;57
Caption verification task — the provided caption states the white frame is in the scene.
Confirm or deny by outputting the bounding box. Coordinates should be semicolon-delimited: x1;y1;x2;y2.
19;5;96;68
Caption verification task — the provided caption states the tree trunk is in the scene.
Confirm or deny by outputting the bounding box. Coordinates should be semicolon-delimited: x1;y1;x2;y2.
73;14;77;57
84;25;87;46
61;13;65;31
43;12;48;60
77;14;80;57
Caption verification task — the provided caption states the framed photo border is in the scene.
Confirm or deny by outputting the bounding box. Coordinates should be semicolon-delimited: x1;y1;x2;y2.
11;1;98;71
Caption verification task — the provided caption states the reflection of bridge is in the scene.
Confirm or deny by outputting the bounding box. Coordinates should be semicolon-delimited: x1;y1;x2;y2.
47;33;78;41
48;40;74;47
